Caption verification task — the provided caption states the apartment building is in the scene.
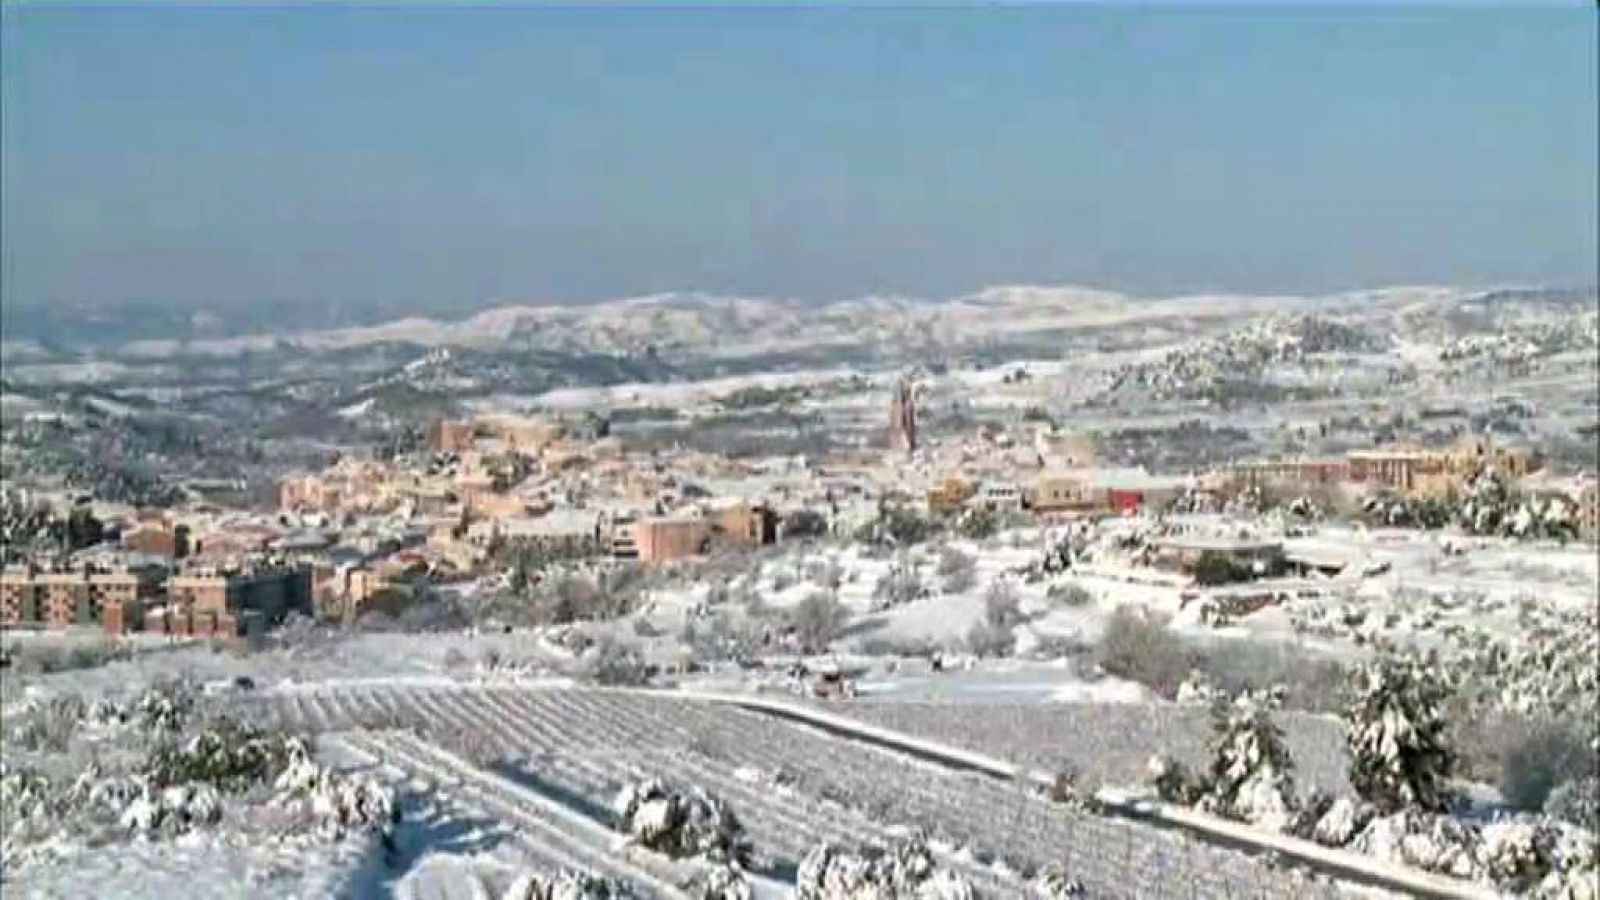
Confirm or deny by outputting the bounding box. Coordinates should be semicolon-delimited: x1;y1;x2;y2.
0;564;163;633
153;563;313;638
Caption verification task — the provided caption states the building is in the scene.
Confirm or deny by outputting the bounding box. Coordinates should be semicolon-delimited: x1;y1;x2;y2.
888;377;918;455
974;481;1025;513
427;417;477;454
634;517;712;563
160;563;312;637
1580;479;1600;544
1150;535;1285;579
122;521;183;558
278;474;343;512
603;512;640;559
1034;429;1097;469
1232;459;1351;490
1346;435;1533;499
1028;471;1101;513
927;476;977;514
709;502;779;548
1;564;163;634
1346;448;1440;492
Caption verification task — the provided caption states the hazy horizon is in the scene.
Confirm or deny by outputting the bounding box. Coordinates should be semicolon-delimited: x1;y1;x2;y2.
3;4;1596;318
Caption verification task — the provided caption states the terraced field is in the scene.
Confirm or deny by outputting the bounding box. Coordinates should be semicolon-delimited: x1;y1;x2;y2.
245;684;1367;899
835;701;1353;799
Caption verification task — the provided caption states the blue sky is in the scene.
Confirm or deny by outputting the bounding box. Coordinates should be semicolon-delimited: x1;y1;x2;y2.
2;4;1594;316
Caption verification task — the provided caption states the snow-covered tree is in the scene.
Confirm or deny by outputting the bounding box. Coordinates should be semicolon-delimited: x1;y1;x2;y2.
500;871;636;900
795;838;976;900
1199;686;1298;831
1344;651;1457;814
612;779;751;866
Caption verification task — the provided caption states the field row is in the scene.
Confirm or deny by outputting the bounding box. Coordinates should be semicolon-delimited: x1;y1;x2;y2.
836;700;1353;799
249;685;1361;899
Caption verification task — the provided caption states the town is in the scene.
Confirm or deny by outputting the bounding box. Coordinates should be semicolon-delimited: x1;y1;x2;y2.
3;391;1596;640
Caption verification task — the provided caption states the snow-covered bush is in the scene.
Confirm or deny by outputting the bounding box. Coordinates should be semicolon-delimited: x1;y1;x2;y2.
585;639;650;687
795;838;977;900
872;559;927;611
1352;810;1479;879
272;741;399;839
144;719;301;791
1304;795;1374;847
1095;606;1196;699
1199;687;1297;831
612;779;751;866
1045;582;1092;608
1;765;58;844
1146;754;1204;806
1545;776;1600;832
500;870;637;900
1028;866;1085;899
1499;719;1595;814
6;694;85;752
1345;651;1457;814
119;783;223;834
1175;670;1223;706
135;678;198;733
66;765;142;817
937;548;977;594
1045;767;1101;813
693;862;753;900
789;591;849;653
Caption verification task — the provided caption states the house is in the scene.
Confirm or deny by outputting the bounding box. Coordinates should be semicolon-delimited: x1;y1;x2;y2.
634;517;712;563
1150;535;1284;579
1028;471;1101;513
927;476;976;514
974;481;1025;513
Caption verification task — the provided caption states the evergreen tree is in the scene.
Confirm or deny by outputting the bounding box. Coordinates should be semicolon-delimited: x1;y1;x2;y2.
1344;649;1457;814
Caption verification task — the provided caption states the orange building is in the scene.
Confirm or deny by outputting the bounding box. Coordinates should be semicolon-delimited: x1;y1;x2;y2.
0;565;158;633
634;518;712;563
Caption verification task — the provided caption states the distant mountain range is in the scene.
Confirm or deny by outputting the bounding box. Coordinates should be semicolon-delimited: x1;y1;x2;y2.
3;284;1592;360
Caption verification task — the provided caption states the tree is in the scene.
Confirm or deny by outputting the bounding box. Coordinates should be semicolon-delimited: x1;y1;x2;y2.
63;507;104;552
1201;687;1297;831
955;508;999;540
1344;650;1457;814
870;558;924;611
1192;551;1249;586
789;591;848;653
967;579;1023;658
936;547;977;594
782;509;830;541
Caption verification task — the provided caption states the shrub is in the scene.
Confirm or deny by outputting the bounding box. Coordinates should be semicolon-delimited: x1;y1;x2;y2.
1194;640;1346;714
612;779;751;865
936;547;977;594
1192;551;1252;586
1497;718;1595;813
955;508;1000;541
1545;776;1600;831
982;579;1023;629
796;838;976;900
1345;651;1456;814
587;640;649;687
965;621;1014;658
789;591;848;653
856;504;941;547
1046;582;1093;608
871;560;925;611
783;509;831;540
1095;606;1197;699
